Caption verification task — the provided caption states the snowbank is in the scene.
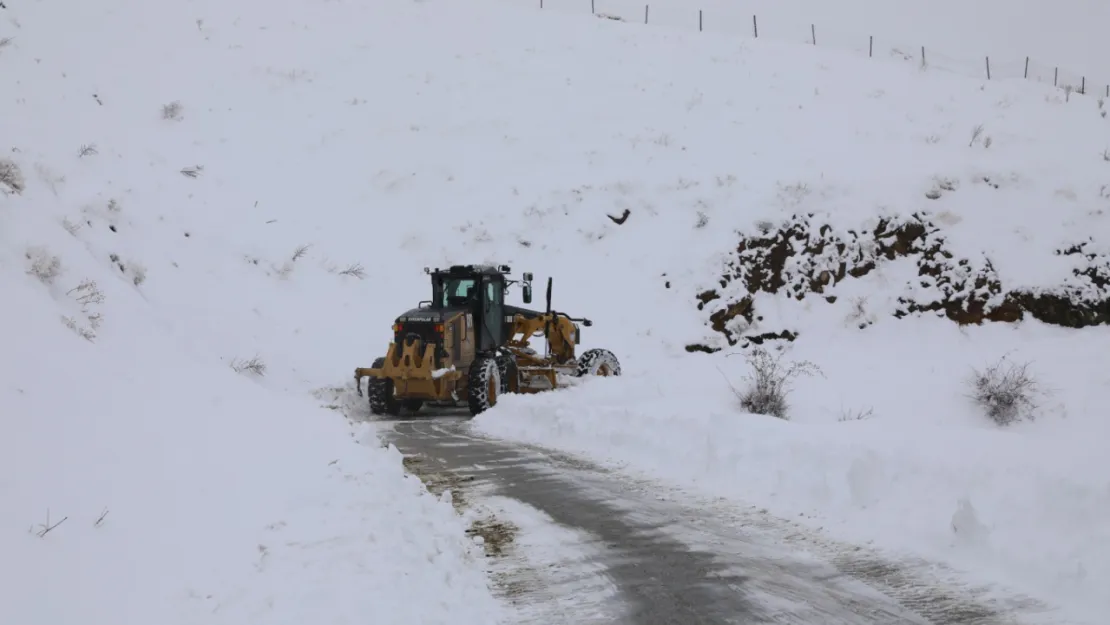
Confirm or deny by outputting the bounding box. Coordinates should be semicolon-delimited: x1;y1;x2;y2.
474;315;1110;623
0;261;502;624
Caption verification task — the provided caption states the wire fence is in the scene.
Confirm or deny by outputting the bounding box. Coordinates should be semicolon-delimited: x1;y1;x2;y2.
529;0;1109;99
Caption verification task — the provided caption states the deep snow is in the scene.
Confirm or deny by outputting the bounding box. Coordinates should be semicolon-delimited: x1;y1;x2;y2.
4;0;1110;622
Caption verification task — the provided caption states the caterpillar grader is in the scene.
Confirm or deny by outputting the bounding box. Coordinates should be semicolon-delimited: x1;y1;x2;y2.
354;264;621;416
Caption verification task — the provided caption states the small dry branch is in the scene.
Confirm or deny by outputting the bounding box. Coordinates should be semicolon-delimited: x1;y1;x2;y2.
968;124;985;147
180;165;204;178
231;355;267;376
338;262;365;279
34;509;68;538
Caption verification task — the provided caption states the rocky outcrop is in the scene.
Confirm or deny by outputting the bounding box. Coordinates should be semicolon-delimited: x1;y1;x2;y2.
686;212;1110;353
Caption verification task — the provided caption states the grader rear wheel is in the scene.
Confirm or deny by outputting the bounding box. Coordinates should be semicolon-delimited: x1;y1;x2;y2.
467;355;501;416
576;348;621;377
495;350;519;393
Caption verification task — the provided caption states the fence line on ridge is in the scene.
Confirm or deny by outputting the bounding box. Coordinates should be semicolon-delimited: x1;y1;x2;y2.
534;0;1109;100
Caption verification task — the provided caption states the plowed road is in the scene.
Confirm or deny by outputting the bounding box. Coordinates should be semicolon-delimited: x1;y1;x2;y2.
379;415;1052;625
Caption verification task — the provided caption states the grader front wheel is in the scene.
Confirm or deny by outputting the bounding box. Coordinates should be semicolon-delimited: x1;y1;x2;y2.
368;357;401;416
467;355;501;416
576;348;621;377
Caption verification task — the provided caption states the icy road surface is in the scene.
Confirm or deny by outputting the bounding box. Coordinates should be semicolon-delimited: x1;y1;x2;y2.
379;415;1047;625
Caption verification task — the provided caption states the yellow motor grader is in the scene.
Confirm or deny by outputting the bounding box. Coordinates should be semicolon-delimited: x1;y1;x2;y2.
354;264;621;416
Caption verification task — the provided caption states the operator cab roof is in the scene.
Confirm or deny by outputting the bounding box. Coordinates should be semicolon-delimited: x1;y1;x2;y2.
427;264;511;277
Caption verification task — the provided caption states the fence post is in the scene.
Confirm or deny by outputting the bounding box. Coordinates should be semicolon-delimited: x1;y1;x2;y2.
644;4;649;23
811;24;816;45
591;0;594;14
985;57;991;80
753;15;758;38
1106;84;1109;97
1080;76;1086;94
869;35;873;58
1054;67;1058;87
921;46;926;69
699;9;702;32
1023;57;1029;79
540;0;543;8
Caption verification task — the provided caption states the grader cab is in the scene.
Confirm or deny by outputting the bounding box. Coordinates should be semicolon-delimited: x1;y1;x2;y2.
354;265;620;416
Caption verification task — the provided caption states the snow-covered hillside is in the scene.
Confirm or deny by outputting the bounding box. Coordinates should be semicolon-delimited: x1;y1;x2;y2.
466;7;1110;625
3;0;1108;623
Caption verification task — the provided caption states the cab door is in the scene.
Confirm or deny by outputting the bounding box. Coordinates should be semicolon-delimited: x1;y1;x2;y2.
476;274;504;352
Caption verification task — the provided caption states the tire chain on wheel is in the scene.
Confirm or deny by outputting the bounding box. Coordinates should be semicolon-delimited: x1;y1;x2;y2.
575;348;622;377
467;355;501;415
368;357;400;416
494;349;518;394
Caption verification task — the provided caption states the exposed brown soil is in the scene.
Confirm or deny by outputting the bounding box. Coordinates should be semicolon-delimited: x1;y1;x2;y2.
686;212;1110;353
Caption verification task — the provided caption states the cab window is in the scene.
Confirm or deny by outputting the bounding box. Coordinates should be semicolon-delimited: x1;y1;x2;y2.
441;278;476;307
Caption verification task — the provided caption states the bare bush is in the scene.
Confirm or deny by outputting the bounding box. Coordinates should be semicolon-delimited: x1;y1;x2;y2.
968;354;1039;426
68;279;105;309
839;406;874;422
291;244;311;261
61;315;96;341
77;144;98;158
338;262;365;279
60;279;106;341
128;262;147;286
694;211;709;229
180;165;204;178
162;101;183;121
0;158;25;194
231;356;267;376
722;347;823;419
25;247;62;284
968;124;985;147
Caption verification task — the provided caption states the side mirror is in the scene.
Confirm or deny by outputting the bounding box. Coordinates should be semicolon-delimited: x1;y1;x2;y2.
523;285;532;304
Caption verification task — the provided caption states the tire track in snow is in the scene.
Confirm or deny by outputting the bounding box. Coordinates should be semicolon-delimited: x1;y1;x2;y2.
378;415;1048;625
387;417;630;623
